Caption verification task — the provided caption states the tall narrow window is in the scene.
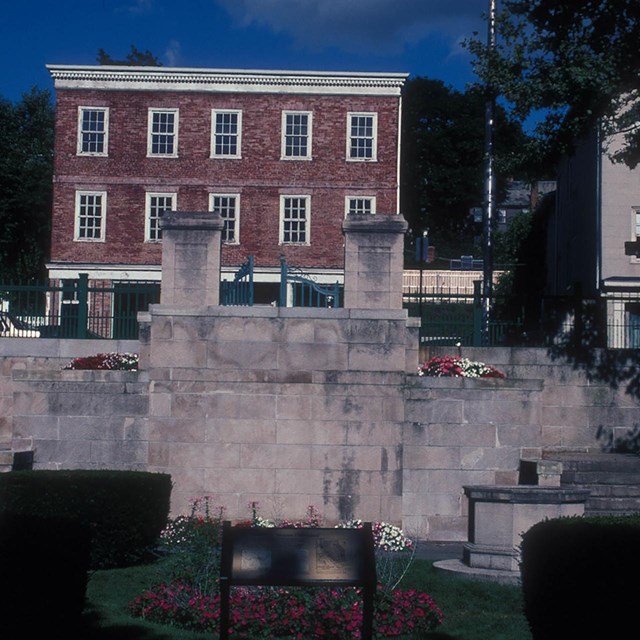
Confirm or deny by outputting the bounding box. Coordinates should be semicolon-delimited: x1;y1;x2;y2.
634;207;640;239
280;196;309;244
146;193;175;241
148;109;178;156
347;112;377;161
75;191;106;241
346;196;376;215
210;194;239;243
212;110;242;158
78;107;108;155
282;111;312;159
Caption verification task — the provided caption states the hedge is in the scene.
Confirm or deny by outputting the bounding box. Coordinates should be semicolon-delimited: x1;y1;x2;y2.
0;512;92;635
520;515;640;639
0;469;172;568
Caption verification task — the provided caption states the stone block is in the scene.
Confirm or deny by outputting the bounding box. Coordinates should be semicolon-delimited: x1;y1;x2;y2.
276;394;312;420
404;445;460;470
91;439;148;465
310;445;387;472
169;442;240;468
279;342;349;371
275;468;327;494
207;418;277;444
427;423;497;447
345;422;403;447
203;467;276;494
149;417;206;442
276;420;348;445
240;443;311;469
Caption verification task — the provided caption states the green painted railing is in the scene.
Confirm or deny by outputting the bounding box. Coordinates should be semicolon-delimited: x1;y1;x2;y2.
0;276;160;339
279;257;342;308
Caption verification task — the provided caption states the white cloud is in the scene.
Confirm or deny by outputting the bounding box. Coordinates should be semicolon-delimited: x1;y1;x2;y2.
123;0;155;15
164;39;182;67
216;0;486;54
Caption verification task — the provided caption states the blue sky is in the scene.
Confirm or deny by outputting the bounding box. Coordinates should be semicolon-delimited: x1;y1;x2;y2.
1;0;490;102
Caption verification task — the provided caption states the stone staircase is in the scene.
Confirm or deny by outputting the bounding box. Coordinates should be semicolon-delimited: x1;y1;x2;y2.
0;433;13;472
545;452;640;517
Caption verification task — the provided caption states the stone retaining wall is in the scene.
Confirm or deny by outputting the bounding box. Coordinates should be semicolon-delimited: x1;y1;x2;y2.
3;338;638;540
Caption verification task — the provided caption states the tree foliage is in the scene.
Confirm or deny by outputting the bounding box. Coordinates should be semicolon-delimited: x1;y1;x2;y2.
0;88;54;281
97;45;162;66
467;0;640;168
401;77;530;261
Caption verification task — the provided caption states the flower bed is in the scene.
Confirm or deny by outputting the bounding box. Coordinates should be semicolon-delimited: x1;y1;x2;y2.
419;355;505;378
129;499;444;637
63;352;138;371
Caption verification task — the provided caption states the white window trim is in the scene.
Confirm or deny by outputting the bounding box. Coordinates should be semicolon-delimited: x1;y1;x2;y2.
145;192;176;242
77;106;109;156
281;110;313;160
211;109;243;159
147;108;179;157
74;190;106;242
633;206;640;239
345;195;377;216
346;111;378;162
209;192;241;244
631;206;640;263
279;195;311;245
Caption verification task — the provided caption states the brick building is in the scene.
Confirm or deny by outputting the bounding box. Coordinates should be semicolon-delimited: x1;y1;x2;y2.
46;64;407;310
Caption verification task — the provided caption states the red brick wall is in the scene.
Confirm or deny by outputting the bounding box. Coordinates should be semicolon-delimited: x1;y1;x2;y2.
51;89;401;270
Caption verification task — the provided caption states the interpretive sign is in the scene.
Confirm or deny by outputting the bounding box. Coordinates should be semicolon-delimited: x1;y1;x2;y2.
219;521;377;639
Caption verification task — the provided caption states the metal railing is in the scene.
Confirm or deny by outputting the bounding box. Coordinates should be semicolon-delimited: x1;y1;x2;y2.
406;284;640;349
0;276;160;339
221;256;254;306
279;258;342;308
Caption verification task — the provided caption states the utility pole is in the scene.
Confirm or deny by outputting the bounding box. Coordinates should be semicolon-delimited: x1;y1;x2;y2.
482;0;497;344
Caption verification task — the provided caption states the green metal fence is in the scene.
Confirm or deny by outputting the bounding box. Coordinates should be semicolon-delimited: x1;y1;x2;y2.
0;276;160;339
405;284;640;349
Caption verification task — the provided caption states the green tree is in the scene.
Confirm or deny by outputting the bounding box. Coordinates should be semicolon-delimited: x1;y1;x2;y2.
467;0;640;168
97;45;162;66
0;88;54;282
401;77;529;264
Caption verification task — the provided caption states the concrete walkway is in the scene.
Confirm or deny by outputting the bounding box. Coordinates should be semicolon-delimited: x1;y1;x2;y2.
414;541;522;585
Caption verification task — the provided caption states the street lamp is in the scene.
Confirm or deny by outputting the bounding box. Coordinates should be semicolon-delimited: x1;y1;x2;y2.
482;0;497;344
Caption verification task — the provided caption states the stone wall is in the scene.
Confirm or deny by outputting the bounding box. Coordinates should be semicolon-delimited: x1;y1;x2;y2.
4;340;638;540
3;213;638;540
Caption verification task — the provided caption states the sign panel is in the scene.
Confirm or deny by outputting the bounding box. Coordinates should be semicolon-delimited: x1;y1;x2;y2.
219;522;376;639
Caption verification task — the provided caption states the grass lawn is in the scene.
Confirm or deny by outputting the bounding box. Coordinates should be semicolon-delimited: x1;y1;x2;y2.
80;558;532;639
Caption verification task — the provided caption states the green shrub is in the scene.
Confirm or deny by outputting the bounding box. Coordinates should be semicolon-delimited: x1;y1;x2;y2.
0;470;172;568
0;512;92;635
520;515;640;639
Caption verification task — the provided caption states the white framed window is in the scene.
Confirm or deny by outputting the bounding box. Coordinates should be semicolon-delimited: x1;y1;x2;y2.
210;193;240;244
145;193;175;242
633;206;640;239
211;110;242;158
75;191;106;241
346;196;376;215
77;107;108;155
280;195;310;244
282;111;312;159
148;108;178;157
347;112;377;161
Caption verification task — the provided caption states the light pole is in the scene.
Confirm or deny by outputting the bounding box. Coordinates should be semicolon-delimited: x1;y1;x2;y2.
482;0;497;345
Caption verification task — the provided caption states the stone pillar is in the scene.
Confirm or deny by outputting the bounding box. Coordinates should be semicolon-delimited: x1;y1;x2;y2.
159;211;224;307
342;214;408;310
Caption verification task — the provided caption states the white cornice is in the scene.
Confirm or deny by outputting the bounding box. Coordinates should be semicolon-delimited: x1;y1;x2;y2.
47;65;408;96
